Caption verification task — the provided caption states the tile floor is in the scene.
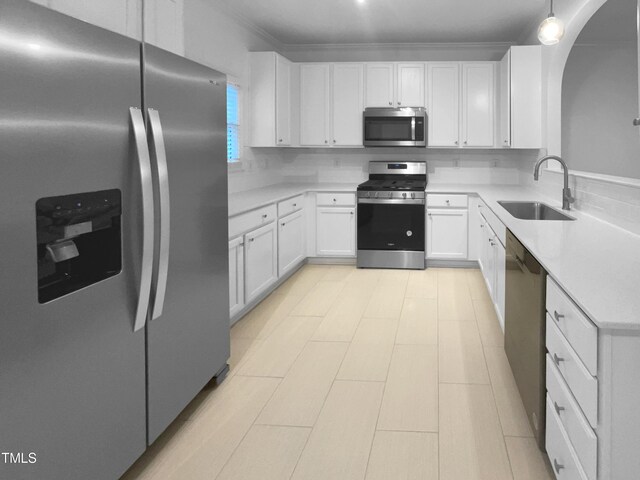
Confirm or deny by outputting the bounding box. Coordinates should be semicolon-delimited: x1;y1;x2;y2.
122;265;553;480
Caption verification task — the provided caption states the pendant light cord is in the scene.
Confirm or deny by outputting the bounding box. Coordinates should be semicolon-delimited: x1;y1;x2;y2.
549;0;555;18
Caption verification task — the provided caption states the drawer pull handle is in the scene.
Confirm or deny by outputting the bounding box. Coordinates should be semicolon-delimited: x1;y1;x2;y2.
350;211;354;215
553;353;565;365
281;222;285;227
553;459;565;474
249;238;254;242
553;310;565;322
262;214;268;219
554;401;565;415
293;203;297;207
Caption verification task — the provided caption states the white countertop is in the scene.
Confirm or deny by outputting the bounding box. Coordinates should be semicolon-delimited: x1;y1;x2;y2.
229;181;640;330
427;184;640;331
228;183;356;217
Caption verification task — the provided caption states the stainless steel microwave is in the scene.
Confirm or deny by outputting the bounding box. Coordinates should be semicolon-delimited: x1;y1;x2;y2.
363;107;427;147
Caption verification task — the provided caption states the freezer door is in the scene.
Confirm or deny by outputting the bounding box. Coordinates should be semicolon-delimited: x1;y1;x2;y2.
143;44;230;443
0;2;147;480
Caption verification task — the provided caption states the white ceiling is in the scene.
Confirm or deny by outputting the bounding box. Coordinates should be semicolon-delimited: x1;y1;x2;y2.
216;0;550;45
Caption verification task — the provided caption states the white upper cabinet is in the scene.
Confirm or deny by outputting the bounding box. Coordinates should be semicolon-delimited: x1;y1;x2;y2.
396;63;425;107
427;63;460;147
500;46;542;149
300;63;332;146
144;0;184;55
36;0;141;39
300;63;364;147
332;63;364;146
365;63;395;107
427;62;496;148
365;63;425;108
276;55;292;146
249;52;295;147
461;63;495;147
499;51;511;148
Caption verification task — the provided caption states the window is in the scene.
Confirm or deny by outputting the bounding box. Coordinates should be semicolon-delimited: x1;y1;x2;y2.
227;82;240;163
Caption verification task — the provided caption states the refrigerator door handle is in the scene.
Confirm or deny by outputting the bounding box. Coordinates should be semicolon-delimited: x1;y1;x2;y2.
129;107;154;332
147;108;170;320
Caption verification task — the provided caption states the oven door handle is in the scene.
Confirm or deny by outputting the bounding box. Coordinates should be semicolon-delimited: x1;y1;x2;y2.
358;198;425;205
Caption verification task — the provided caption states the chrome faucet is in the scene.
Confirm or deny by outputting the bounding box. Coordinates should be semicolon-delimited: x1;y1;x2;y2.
533;155;575;211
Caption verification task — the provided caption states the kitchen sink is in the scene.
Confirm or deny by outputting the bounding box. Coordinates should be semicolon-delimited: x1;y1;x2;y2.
498;201;575;221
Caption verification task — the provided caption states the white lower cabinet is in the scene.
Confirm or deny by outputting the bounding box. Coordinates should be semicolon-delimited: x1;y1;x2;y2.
494;239;505;325
278;210;305;276
426;209;468;259
228;237;244;320
316;207;356;256
244;222;277;304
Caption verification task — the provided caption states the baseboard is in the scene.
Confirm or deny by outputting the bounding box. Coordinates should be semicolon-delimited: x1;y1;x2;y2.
306;257;357;265
426;259;480;268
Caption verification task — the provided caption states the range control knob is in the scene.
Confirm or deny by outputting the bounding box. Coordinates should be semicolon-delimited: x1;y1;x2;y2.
402;192;407;199
411;192;416;199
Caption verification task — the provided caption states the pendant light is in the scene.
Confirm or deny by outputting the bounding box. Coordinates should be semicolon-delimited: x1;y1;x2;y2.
538;0;565;45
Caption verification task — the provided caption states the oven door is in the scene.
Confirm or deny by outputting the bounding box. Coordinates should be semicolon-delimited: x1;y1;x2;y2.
357;199;425;251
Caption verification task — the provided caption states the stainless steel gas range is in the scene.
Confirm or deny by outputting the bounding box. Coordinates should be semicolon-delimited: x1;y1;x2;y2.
356;161;427;269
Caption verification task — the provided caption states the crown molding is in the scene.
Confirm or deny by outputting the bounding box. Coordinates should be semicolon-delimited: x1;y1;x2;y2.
279;41;515;53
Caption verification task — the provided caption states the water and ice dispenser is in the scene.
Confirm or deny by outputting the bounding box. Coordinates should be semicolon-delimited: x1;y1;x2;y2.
36;189;122;303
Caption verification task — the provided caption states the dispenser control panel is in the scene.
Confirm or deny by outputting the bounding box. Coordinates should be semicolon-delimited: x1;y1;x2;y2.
36;189;122;303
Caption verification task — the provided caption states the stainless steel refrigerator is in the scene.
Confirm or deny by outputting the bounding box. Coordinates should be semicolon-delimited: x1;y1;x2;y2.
0;2;230;479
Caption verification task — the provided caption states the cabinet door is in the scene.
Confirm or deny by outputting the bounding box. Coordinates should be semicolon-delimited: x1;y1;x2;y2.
426;209;468;260
332;63;364;146
461;63;495;147
300;64;331;146
278;210;305;276
365;63;395;107
510;46;542;148
276;55;292;146
499;51;511;148
316;207;356;256
228;238;244;319
494;240;506;331
427;63;460;147
481;222;495;298
397;63;425;107
47;0;141;39
244;222;278;303
144;0;184;55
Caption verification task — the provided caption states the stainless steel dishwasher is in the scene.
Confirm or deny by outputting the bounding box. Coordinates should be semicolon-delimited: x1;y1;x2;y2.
504;230;548;450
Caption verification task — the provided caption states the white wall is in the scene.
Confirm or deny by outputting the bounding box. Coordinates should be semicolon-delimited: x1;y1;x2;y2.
562;43;639;178
183;0;283;193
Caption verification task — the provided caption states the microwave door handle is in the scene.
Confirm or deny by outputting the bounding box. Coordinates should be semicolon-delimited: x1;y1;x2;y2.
411;117;416;141
147;108;171;321
129;107;154;332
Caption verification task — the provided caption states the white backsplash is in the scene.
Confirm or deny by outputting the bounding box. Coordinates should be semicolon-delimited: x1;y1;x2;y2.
229;148;538;193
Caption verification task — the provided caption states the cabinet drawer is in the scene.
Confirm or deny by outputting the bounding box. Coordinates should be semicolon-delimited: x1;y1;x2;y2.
546;394;589;480
547;277;598;376
477;200;506;247
547;357;597;480
426;193;467;208
229;204;277;238
316;192;356;206
278;194;304;217
547;317;598;428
